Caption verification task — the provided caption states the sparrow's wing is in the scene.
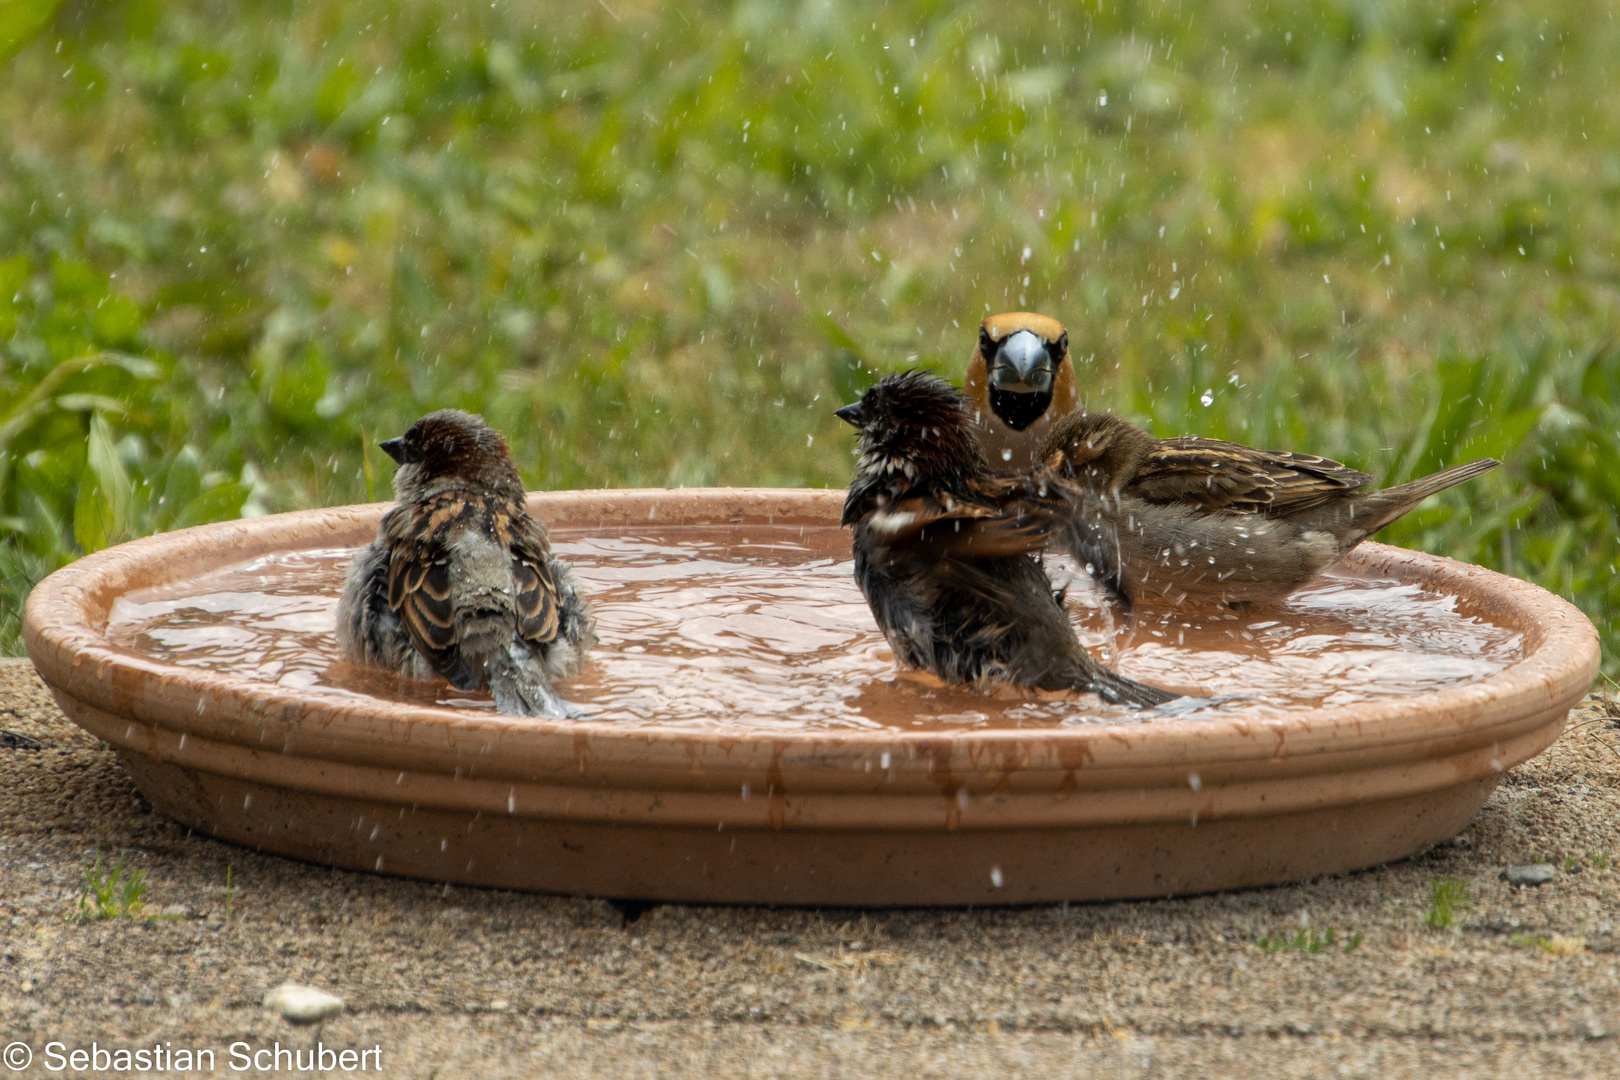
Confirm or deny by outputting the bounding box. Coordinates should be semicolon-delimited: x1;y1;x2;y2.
382;498;478;689
1129;438;1374;515
505;511;562;647
862;478;1053;563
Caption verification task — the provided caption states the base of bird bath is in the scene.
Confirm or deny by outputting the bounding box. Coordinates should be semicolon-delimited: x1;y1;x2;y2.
24;489;1599;906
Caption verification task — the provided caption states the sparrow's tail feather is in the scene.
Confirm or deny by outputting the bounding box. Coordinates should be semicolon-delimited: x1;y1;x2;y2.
490;646;584;719
1086;666;1180;709
1359;458;1501;536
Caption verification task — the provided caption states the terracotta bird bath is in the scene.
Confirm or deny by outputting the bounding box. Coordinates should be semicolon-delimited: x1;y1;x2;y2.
23;488;1599;905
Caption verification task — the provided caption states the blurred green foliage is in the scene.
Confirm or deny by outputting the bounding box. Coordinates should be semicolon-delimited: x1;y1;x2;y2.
0;0;65;65
0;254;250;648
1;0;1616;667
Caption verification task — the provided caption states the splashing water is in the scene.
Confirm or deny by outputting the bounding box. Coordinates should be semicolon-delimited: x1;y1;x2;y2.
106;525;1523;732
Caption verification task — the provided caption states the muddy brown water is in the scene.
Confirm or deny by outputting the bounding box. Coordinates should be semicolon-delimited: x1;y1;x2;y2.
104;524;1524;731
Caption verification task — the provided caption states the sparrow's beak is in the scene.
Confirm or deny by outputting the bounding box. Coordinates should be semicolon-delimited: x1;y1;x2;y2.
379;437;409;464
988;329;1055;394
835;402;866;427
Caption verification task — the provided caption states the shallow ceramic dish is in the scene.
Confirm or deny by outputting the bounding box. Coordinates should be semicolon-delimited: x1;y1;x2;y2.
24;489;1599;905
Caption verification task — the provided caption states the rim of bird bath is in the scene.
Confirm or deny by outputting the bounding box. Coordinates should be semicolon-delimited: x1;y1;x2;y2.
23;488;1600;905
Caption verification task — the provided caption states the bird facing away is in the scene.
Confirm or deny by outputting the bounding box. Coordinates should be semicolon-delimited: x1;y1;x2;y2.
337;409;596;718
963;312;1079;473
1038;409;1501;608
837;371;1178;708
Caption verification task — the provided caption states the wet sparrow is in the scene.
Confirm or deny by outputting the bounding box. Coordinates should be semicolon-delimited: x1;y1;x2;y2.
337;410;596;717
1040;409;1500;607
837;372;1177;708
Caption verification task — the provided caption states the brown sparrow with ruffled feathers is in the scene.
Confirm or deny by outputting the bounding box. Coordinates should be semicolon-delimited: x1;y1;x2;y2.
837;371;1177;708
1039;409;1500;607
337;409;596;717
964;312;1079;473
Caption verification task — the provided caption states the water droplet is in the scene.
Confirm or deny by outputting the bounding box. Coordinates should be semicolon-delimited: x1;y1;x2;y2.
1199;389;1214;407
990;866;1004;887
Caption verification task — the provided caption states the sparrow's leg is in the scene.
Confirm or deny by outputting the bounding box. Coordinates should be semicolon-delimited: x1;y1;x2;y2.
1052;500;1132;610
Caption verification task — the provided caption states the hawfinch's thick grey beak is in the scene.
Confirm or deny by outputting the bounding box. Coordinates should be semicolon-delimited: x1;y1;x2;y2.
988;329;1054;394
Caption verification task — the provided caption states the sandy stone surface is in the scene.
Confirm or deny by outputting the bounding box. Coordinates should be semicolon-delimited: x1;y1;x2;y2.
2;656;1618;1078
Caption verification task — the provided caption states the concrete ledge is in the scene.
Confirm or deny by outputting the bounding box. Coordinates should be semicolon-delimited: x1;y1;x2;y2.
1;658;1617;1077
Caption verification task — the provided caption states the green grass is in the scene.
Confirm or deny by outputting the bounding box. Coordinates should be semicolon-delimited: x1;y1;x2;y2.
1256;926;1362;956
2;0;1619;665
71;852;151;922
1424;875;1470;930
1510;932;1585;956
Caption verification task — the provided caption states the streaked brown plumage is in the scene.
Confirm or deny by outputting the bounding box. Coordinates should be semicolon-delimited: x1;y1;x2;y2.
337;409;595;717
837;371;1177;708
1039;409;1501;607
963;312;1079;473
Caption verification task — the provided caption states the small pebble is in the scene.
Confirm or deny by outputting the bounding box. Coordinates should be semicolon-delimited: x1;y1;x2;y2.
263;983;344;1024
160;904;190;919
1503;863;1557;886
